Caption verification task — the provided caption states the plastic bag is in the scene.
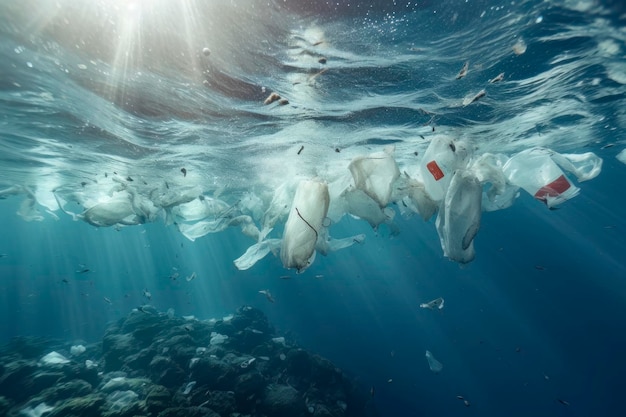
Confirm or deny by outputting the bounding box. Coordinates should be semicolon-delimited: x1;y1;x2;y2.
281;179;330;271
436;170;482;264
348;146;400;208
502;148;579;208
425;350;443;373
419;136;471;202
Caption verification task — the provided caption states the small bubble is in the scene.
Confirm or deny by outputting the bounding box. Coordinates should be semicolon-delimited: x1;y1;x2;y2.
26;62;33;68
535;15;543;23
202;47;211;56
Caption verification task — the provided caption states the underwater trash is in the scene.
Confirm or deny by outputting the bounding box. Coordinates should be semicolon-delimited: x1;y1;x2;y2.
502;148;588;208
348;146;400;208
280;179;329;271
259;289;275;303
420;136;471;202
425;350;443;373
436;169;482;263
185;272;196;282
456;61;469;79
420;297;444;310
240;357;256;368
617;149;626;165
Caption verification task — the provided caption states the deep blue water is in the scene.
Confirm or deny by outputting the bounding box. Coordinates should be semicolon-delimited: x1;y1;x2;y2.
2;0;626;416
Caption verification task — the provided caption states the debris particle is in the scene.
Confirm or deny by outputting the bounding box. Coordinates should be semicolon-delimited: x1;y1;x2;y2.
297;145;304;155
318;57;327;64
456;61;469;79
181;167;187;177
259;289;275;303
513;39;527;55
278;98;289;105
489;72;505;83
185;272;196;282
264;92;281;105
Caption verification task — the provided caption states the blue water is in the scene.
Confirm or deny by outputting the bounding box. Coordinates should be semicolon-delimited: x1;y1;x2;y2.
2;0;626;416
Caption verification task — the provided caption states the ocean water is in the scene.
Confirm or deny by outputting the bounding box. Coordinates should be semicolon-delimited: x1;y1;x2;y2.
1;0;626;416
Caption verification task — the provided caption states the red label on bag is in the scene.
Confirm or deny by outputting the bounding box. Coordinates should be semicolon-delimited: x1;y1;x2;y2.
534;174;571;201
426;161;444;181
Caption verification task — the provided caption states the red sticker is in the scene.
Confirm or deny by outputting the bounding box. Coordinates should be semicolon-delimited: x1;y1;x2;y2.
426;161;445;181
534;174;571;201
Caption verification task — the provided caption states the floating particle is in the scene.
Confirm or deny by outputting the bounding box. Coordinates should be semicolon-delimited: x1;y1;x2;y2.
181;167;187;177
456;61;469;79
202;47;211;56
297;145;304;155
489;72;504;83
264;92;281;105
513;39;527;55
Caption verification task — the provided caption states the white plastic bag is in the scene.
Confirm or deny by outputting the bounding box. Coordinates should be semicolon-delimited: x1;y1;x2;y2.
420;136;471;202
348;146;400;208
503;148;579;208
280;179;330;271
436;170;482;264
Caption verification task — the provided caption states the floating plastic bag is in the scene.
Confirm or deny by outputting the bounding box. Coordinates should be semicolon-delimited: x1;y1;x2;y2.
436;170;482;264
281;179;330;271
420;136;471;202
425;350;443;373
502;148;579;208
348;146;400;208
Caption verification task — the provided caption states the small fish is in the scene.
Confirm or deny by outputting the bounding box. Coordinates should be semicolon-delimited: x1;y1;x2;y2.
278;98;289;105
297;145;304;155
535;265;545;271
601;143;614;149
387;379;393;383
76;268;91;274
0;253;7;258
104;297;112;304
126;176;134;182
61;278;69;284
456;61;469;79
335;147;340;153
457;395;465;400
464;400;471;407
181;167;187;177
186;272;196;282
318;57;327;64
489;72;505;83
557;399;570;406
258;289;275;303
143;289;152;300
184;325;193;332
279;275;291;280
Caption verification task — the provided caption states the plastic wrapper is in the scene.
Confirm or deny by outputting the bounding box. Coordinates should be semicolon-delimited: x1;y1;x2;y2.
348;146;400;208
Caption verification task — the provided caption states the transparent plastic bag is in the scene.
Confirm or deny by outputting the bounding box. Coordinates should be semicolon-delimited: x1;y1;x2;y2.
502;148;579;208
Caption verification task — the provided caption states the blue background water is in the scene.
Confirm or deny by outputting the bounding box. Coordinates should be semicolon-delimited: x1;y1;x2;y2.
2;0;626;416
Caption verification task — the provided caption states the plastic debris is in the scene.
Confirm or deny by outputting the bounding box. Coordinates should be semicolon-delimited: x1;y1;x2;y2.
348;146;400;208
209;332;228;345
281;179;330;271
259;289;275;303
503;148;582;208
617;149;626;165
420;297;444;310
436;170;482;263
420;136;471;202
425;350;443;373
